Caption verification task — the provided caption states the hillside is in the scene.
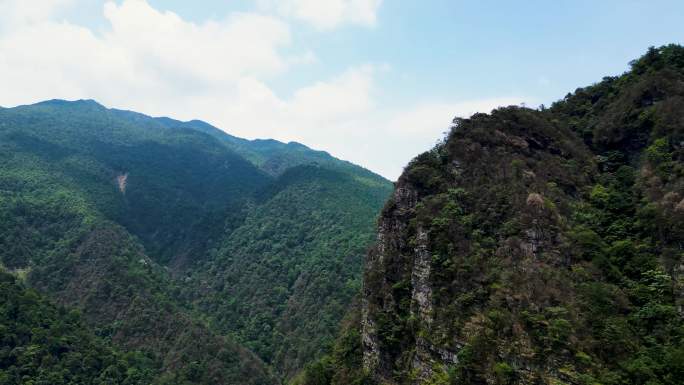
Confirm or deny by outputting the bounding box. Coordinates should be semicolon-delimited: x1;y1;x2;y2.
0;130;276;384
0;100;271;268
0;270;158;385
186;164;391;377
301;45;684;385
0;99;392;383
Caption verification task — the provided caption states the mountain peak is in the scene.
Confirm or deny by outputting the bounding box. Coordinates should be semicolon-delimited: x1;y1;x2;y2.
35;99;105;109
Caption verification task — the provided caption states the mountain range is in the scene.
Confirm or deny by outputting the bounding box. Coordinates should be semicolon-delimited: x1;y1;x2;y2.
0;99;392;384
2;45;684;385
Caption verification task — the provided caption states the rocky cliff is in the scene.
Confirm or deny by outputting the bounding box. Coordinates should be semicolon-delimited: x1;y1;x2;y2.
362;105;599;384
301;45;684;385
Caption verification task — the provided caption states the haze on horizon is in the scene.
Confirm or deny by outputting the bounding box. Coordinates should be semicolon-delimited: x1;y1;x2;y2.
1;0;682;179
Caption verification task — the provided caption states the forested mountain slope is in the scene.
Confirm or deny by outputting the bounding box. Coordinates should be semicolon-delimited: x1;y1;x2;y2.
0;100;271;268
0;99;392;383
0;132;276;383
185;164;391;377
303;45;684;385
0;270;155;385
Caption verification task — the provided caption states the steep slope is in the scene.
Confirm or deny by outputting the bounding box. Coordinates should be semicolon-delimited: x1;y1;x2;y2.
122;108;394;379
0;101;278;384
185;164;392;378
0;143;275;384
307;45;684;385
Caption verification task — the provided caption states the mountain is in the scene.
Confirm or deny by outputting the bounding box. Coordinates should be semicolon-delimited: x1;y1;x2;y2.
1;99;271;268
0;99;392;383
152;114;369;178
300;45;684;385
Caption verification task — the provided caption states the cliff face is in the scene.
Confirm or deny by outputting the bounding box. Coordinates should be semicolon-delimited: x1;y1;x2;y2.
358;46;684;385
362;108;596;384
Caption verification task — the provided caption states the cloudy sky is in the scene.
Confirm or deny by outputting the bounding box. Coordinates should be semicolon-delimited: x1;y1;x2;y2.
1;0;683;179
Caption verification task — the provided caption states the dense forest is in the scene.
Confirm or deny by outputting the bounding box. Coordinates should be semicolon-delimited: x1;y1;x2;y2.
0;100;392;383
298;45;684;385
0;270;156;385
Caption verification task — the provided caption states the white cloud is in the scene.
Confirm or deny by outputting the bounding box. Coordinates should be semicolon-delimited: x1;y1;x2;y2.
0;0;294;106
257;0;383;29
0;0;74;29
102;0;293;84
173;65;379;149
176;65;524;179
364;98;527;178
0;0;527;180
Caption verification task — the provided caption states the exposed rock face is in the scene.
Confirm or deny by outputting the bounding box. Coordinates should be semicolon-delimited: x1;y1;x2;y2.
361;296;380;371
358;97;683;384
410;226;433;324
333;46;684;385
360;107;597;384
362;185;418;380
116;172;128;193
408;226;437;383
678;262;684;316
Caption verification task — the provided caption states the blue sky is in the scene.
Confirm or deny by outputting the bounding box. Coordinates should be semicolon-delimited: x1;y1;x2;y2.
1;0;683;179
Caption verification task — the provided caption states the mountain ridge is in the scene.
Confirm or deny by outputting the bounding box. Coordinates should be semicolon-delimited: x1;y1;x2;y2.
298;44;684;385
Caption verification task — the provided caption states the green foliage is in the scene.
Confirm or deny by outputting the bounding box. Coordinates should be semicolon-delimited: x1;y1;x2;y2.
0;99;391;383
0;270;156;385
339;45;684;385
645;138;674;177
630;44;684;74
185;164;390;377
0;100;270;267
294;309;372;385
493;362;515;385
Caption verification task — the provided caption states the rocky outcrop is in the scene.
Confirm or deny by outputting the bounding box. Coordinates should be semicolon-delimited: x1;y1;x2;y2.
362;184;421;382
359;104;602;383
345;46;684;385
408;226;436;383
410;226;433;324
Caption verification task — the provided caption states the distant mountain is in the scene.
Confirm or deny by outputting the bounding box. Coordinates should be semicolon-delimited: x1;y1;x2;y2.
150;113;375;178
0;99;392;383
300;45;684;385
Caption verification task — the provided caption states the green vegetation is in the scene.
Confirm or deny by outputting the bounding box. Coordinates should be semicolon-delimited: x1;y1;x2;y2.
292;309;372;385
3;40;682;385
185;164;390;377
0;100;271;267
0;100;391;383
0;270;157;385
307;45;684;385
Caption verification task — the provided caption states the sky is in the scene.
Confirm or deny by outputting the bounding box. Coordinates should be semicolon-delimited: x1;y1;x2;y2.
0;1;683;179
